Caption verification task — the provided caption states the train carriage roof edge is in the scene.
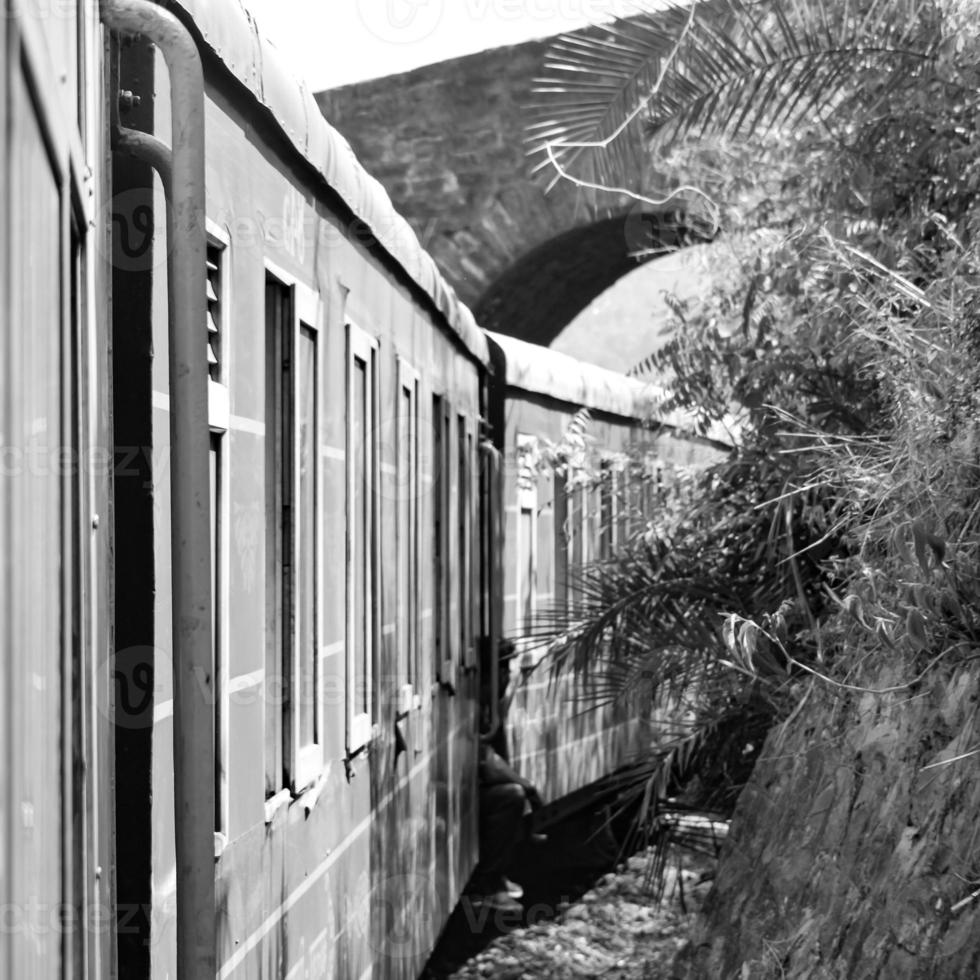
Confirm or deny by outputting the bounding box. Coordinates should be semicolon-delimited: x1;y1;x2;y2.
487;330;738;449
161;0;488;365
161;0;740;451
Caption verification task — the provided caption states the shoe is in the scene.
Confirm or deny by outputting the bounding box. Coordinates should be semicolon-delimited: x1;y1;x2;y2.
472;890;523;914
501;876;523;899
527;832;548;845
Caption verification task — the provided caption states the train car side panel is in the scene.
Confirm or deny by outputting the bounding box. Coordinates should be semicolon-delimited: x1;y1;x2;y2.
499;395;653;802
7;50;67;980
1;4;112;979
117;37;485;976
487;332;731;806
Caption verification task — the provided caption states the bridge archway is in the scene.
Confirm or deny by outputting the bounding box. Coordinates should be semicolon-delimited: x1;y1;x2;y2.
472;210;705;346
316;38;707;345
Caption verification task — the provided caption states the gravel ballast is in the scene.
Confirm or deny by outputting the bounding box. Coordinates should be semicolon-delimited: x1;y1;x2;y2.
447;848;715;980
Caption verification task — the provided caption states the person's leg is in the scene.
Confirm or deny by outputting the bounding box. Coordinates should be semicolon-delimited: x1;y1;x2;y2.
474;782;526;889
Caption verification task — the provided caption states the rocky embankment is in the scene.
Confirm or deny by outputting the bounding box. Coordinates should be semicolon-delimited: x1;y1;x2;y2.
675;664;980;979
439;663;980;979
448;848;715;980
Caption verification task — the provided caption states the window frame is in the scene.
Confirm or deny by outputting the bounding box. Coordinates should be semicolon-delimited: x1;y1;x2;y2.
432;394;453;688
599;454;627;561
264;261;324;796
346;320;381;755
553;468;569;614
467;423;479;669
457;412;472;668
264;270;288;802
65;207;87;978
396;357;421;714
290;285;322;790
207;223;231;838
568;471;591;572
516;433;539;634
598;458;612;560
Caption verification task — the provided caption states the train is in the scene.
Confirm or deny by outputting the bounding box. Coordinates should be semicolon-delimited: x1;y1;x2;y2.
0;2;726;979
485;332;727;808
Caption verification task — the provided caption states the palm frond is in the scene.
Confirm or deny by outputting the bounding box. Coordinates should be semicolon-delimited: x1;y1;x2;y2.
527;5;708;192
527;0;940;193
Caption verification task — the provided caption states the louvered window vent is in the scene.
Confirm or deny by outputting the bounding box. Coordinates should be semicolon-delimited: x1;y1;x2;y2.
206;244;222;382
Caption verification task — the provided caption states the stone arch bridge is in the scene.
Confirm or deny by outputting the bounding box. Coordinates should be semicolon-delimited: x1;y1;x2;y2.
315;35;706;347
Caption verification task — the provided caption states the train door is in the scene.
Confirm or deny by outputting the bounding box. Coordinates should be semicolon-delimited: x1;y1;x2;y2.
479;429;503;742
430;396;453;922
108;38;159;977
455;415;481;883
1;4;111;979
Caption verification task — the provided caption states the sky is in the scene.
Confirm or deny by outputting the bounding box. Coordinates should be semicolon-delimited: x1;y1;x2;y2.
244;0;641;91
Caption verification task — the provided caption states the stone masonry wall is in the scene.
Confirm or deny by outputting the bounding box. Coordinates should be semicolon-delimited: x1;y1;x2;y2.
675;662;980;979
316;38;703;346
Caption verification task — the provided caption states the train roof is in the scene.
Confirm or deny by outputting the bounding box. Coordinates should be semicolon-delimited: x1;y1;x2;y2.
488;331;667;418
170;0;488;365
487;331;737;446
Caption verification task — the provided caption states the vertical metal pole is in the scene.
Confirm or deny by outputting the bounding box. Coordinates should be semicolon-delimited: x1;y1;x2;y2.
100;3;214;978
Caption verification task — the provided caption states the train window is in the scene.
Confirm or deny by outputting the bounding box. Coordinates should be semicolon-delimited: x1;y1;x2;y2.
468;427;479;665
432;395;451;685
569;479;591;571
583;483;594;566
209;434;225;833
347;323;379;755
629;459;645;539
590;480;601;564
568;484;580;571
619;462;650;541
599;460;612;560
516;434;538;633
432;396;442;678
294;311;320;785
265;275;288;798
643;455;656;517
206;242;223;384
600;456;627;560
208;232;229;833
645;454;663;517
553;470;569;614
457;414;470;665
613;463;624;550
265;270;324;792
397;360;420;711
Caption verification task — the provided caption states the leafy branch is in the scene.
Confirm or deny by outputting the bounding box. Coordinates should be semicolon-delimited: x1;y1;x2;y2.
529;0;943;198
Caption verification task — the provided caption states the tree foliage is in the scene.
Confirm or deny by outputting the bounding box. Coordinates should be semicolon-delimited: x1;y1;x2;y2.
524;0;980;856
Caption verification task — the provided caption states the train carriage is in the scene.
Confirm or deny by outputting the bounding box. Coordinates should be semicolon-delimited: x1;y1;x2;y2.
0;5;114;980
1;3;724;979
105;2;491;978
486;332;728;805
